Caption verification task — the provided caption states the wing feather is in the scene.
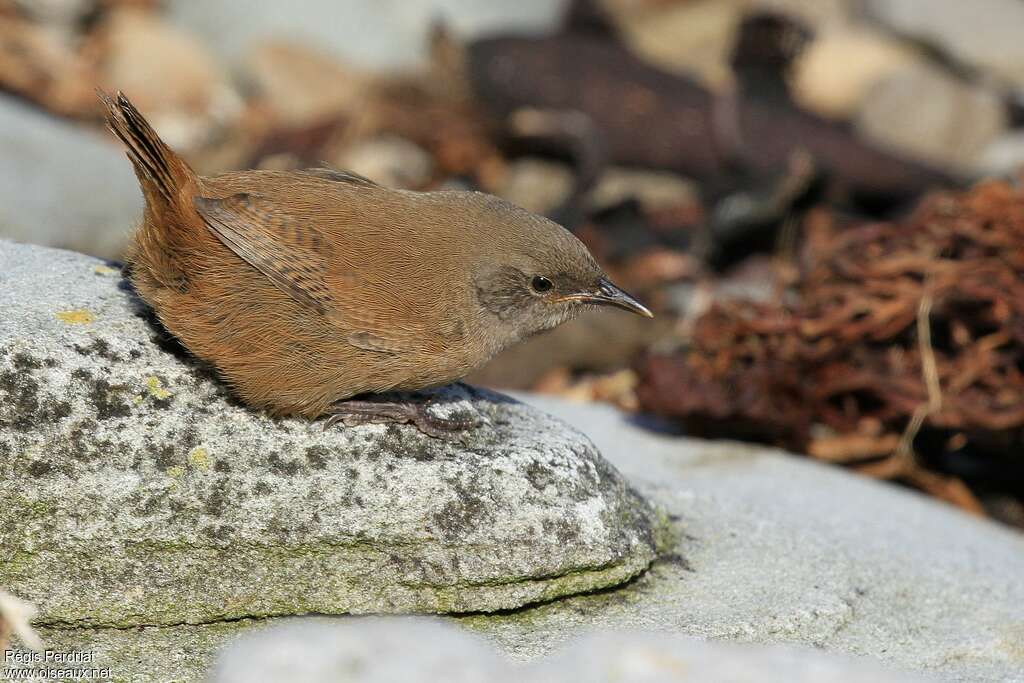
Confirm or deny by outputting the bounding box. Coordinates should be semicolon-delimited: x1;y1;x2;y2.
194;192;420;356
195;193;333;313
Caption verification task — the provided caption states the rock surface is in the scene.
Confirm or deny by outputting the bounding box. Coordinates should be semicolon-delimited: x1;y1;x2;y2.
10;396;1024;683
460;397;1024;683
790;28;921;119
169;0;567;70
3;241;1024;683
96;6;241;154
978;130;1024;176
0;239;658;627
241;40;370;131
855;64;1006;173
0;94;141;260
210;618;926;683
586;167;697;214
333;135;435;190
493;158;575;215
864;0;1024;90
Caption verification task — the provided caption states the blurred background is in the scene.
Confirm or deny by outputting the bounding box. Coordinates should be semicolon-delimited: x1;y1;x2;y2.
2;0;1023;527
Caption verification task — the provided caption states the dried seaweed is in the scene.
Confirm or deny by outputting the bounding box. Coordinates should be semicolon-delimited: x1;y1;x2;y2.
636;180;1024;513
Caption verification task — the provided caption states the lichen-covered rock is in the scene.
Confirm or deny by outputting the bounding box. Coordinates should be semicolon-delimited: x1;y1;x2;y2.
0;239;658;627
7;391;1024;682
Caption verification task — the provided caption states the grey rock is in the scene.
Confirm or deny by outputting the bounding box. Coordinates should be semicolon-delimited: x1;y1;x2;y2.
469;308;667;390
5;393;1023;682
212;618;500;683
493;158;575;215
536;631;927;683
211;618;926;683
168;0;568;70
459;395;1024;683
789;28;922;119
18;0;93;25
240;40;370;131
854;64;1007;173
864;0;1024;90
332;135;435;190
0;94;141;260
607;0;743;88
5;242;1023;682
587;167;698;213
25;620;249;683
977;130;1024;177
0;239;657;627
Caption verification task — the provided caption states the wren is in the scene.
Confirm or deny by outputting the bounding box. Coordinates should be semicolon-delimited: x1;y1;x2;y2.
101;91;652;435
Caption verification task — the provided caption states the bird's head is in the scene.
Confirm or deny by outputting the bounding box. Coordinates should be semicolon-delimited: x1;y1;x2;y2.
469;195;652;343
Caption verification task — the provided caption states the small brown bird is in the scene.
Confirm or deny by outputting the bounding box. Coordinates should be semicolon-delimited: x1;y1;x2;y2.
101;91;651;435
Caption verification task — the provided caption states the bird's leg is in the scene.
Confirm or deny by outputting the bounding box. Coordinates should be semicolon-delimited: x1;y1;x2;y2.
323;395;478;438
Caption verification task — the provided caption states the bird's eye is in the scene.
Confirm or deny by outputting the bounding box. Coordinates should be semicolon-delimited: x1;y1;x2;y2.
531;276;553;293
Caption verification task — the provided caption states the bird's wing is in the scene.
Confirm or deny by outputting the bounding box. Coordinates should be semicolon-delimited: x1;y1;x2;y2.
298;166;380;187
194;191;422;356
194;193;334;313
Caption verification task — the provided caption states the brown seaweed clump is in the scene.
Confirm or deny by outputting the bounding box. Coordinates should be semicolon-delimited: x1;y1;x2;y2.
636;180;1024;514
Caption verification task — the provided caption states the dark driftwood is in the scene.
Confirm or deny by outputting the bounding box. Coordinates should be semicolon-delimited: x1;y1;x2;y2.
467;8;957;204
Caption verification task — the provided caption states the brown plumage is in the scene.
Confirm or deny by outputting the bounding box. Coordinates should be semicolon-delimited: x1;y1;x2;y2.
101;91;651;428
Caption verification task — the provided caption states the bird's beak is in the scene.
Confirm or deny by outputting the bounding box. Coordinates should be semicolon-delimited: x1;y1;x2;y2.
558;278;654;318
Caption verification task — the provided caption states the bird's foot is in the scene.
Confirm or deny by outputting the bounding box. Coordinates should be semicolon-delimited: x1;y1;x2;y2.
323;395;479;439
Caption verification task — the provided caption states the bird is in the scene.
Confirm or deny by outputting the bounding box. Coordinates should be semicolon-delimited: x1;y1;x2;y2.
99;90;652;436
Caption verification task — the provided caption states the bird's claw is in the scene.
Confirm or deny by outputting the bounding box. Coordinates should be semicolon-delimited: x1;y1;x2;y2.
322;397;479;439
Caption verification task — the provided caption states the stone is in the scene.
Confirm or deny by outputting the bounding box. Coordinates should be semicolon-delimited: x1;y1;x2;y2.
0;93;141;260
4;391;1023;680
0;11;98;118
609;0;745;90
19;621;247;682
211;619;499;683
864;0;1024;90
606;0;853;92
854;64;1007;173
535;631;926;683
209;618;926;683
241;40;370;130
332;135;435;189
168;0;567;71
5;245;1024;682
747;0;853;27
94;7;242;154
458;395;1024;683
976;130;1024;177
19;0;93;27
0;239;658;628
790;28;921;119
586;167;697;213
469;308;668;390
492;158;575;215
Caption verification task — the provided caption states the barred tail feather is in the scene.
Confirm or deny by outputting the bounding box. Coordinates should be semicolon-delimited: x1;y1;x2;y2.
97;89;194;205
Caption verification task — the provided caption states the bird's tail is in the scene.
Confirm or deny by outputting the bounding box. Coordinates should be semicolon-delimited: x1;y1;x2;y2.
99;90;203;294
97;90;196;206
